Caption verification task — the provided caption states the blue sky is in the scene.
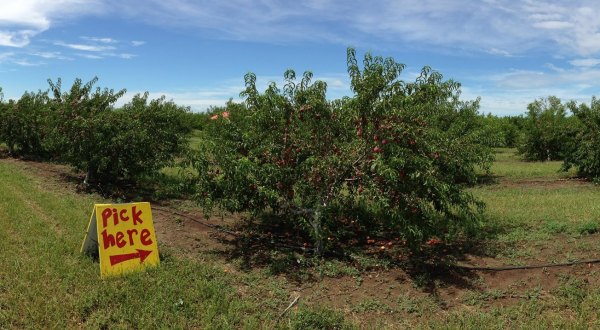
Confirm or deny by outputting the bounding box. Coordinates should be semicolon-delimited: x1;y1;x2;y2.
2;0;600;115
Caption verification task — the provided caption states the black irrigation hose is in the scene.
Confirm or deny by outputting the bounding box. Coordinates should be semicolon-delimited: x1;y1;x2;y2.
153;205;600;272
152;205;240;237
451;258;600;271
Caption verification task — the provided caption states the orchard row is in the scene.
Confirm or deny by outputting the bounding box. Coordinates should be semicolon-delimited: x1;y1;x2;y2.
2;48;599;253
0;77;192;184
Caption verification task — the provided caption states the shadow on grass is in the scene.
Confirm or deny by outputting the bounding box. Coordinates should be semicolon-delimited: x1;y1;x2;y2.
0;148;9;159
476;173;502;185
208;215;323;283
208;212;510;294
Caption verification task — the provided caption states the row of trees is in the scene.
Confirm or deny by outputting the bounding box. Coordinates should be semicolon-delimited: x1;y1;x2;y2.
0;78;192;184
2;48;599;253
517;95;600;181
451;95;600;183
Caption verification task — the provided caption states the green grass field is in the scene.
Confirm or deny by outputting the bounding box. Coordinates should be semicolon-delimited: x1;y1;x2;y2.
2;148;600;329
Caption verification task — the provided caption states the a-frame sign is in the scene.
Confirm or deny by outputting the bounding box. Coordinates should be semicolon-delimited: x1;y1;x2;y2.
81;202;160;278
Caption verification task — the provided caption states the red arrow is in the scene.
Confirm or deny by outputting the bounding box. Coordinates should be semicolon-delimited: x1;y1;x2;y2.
109;249;152;266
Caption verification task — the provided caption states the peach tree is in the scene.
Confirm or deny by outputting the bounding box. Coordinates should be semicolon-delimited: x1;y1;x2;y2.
563;97;600;181
192;49;492;254
0;89;51;157
518;96;579;161
47;78;190;184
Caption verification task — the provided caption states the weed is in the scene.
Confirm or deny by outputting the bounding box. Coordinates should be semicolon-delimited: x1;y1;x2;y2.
318;260;360;278
578;221;599;235
411;273;432;289
351;299;393;313
544;220;568;234
286;307;355;330
350;253;391;271
554;275;589;309
396;293;438;316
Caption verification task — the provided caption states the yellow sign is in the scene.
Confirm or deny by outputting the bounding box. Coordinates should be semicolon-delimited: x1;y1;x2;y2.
81;202;160;278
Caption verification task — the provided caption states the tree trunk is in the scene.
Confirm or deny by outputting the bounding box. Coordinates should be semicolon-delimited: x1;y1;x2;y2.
84;166;96;185
309;207;324;256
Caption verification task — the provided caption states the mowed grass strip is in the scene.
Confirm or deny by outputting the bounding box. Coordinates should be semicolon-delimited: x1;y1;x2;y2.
473;149;600;243
490;148;576;180
474;184;600;241
0;161;268;329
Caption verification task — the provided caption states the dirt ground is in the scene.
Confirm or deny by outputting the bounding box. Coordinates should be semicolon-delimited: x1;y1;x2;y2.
5;157;600;324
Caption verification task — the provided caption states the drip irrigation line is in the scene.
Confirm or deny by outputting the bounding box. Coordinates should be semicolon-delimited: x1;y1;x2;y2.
153;206;240;237
450;258;600;271
153;205;600;272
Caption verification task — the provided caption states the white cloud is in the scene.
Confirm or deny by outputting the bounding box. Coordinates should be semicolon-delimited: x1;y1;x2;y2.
462;62;600;115
0;0;104;47
95;0;600;57
118;53;135;59
13;59;44;66
464;85;596;116
0;51;46;66
0;2;50;30
488;48;513;57
49;38;140;61
570;58;600;67
55;41;115;52
76;53;103;59
72;51;137;60
528;13;563;21
116;73;351;112
131;40;145;47
31;51;70;60
117;88;242;111
0;30;38;47
0;52;14;62
490;67;600;90
544;62;565;73
4;1;600;58
462;86;533;116
81;36;117;43
533;20;573;30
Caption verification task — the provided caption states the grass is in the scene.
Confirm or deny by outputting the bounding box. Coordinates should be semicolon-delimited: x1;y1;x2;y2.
489;148;577;180
155;129;204;198
472;149;600;246
3;147;600;329
0;161;273;328
473;184;600;240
